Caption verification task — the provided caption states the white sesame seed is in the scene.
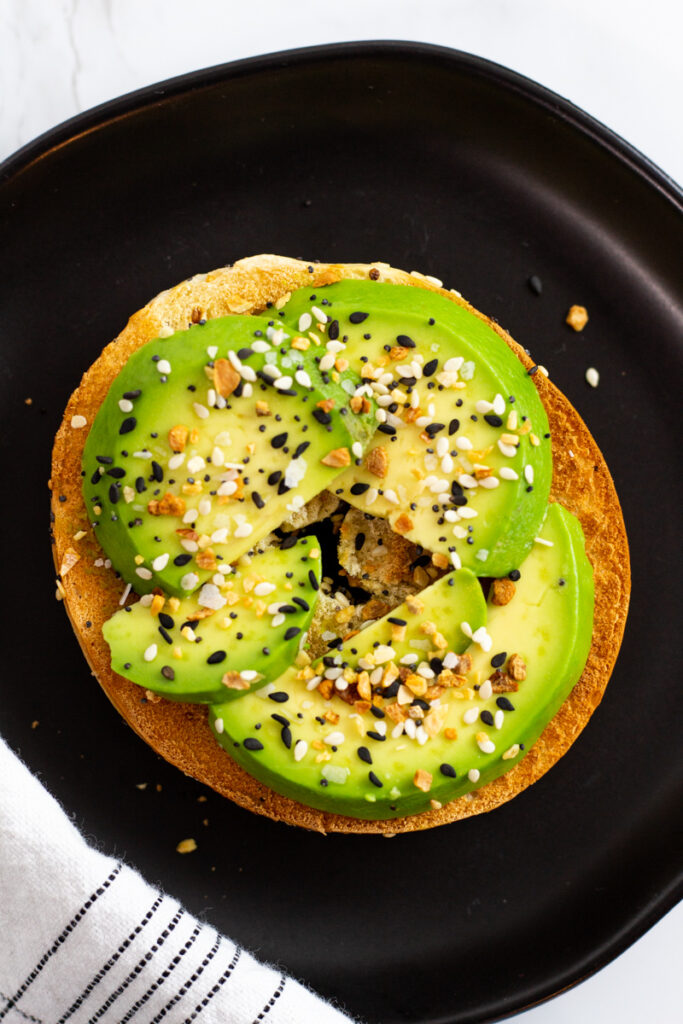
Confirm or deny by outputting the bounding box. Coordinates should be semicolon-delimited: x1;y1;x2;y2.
187;455;206;474
499;467;519;480
319;352;335;372
295;369;312;388
502;744;520;760
261;363;281;379
475;399;494;414
168;453;185;470
240;365;257;383
494;710;505;730
324;731;345;746
455;436;473;451
351;442;363;459
306;674;323;690
132;450;152;459
311;305;327;323
135;567;153;580
157;325;174;338
70;414;87;429
118;583;132;606
157;359;171;375
294;739;308;761
463;708;478;724
524;464;534;485
365;487;378;507
326;339;345;354
534;536;554;547
251;340;270;354
457;506;478;519
391;722;405;738
460;621;473;639
479;680;493;700
143;644;158;662
478;737;496;754
298;312;312;331
274;376;293;390
404;718;417;739
241;670;260;681
181;572;200;590
458;473;478;489
118;399;134;414
498;440;517;458
214;717;224;734
479;476;499;489
443;356;463;372
493;393;506;416
234;523;253;538
254;581;276;596
468;768;480;783
586;367;600;387
181;539;198;553
152;553;169;572
193;403;209;419
450;551;462;569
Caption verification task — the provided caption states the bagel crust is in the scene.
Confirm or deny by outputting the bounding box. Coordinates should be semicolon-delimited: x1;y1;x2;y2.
50;257;630;834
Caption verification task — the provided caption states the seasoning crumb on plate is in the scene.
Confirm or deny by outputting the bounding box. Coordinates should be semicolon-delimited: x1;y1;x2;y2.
176;838;197;854
585;367;600;388
566;305;589;331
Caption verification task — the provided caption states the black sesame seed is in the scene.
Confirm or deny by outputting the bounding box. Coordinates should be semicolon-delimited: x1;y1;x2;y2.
328;319;340;339
387;616;407;626
509;569;521;581
135;476;147;493
355;532;365;551
283;626;301;641
268;691;289;703
173;554;192;566
448;418;460;435
350;482;370;496
108;483;120;504
423;358;438;376
96;455;114;464
366;730;386;742
292;597;310;611
158;626;173;645
207;650;226;664
368;771;383;787
243;738;264;751
158;612;174;630
425;422;445;437
440;763;456;778
119;417;136;434
293;441;310;458
370;706;385;719
251;491;265;509
377;423;396;435
528;275;543;295
528;365;539;375
271;713;289;727
280;725;293;749
271;432;288;449
349;311;368;323
496;697;515;711
312;408;332;426
161;666;175;680
308;569;319;590
382;679;400;698
357;745;373;764
268;470;282;486
280;534;297;550
491;651;508;668
484;414;503;428
480;710;495;726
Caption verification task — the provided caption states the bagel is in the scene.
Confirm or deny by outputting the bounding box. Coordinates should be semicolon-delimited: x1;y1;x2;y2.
50;256;630;834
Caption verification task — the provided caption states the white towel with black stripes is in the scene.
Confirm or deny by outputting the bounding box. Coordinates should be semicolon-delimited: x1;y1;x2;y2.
0;738;356;1024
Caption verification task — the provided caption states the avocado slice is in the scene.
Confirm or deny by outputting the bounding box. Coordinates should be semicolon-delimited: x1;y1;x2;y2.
103;536;321;702
208;503;593;819
208;567;486;815
82;315;376;597
277;281;552;577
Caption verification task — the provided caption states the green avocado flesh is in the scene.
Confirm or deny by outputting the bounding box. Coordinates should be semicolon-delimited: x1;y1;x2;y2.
208;503;593;819
102;537;321;703
278;281;552;577
82;315;376;597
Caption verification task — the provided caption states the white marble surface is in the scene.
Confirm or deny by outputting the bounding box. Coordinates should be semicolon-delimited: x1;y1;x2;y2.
1;2;681;1022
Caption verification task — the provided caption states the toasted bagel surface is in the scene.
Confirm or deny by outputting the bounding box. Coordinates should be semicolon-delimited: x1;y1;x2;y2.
51;256;630;834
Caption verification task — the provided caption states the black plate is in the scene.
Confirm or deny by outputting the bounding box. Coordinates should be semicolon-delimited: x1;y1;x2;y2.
1;43;681;1024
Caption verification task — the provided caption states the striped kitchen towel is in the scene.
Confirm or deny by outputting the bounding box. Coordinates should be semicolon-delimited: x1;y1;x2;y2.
0;737;355;1024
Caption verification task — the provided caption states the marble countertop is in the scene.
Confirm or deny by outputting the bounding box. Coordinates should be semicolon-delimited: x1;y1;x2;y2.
1;2;680;1022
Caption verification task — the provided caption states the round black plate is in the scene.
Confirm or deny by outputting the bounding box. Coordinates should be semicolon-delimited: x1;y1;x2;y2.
1;43;681;1024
